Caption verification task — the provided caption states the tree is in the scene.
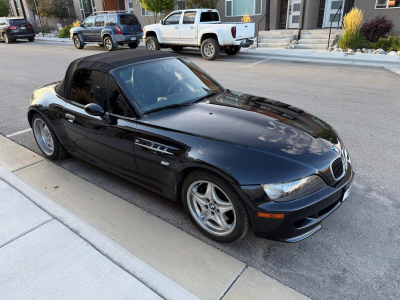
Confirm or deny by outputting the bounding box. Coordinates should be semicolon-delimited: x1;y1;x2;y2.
183;0;218;9
138;0;174;23
39;0;74;26
0;0;10;17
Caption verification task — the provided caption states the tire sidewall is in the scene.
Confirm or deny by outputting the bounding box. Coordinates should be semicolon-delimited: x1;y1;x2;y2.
4;33;10;44
201;38;220;60
182;171;249;243
73;36;81;49
146;36;160;50
104;36;116;51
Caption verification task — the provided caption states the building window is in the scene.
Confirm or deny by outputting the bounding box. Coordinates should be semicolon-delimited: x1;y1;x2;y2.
375;0;400;8
226;0;262;17
141;6;165;16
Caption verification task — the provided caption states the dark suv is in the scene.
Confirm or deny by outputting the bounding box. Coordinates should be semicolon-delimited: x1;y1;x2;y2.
70;11;142;51
0;17;35;44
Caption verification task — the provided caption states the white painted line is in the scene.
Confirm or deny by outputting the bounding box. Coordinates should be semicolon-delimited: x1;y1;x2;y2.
240;58;271;68
6;128;32;138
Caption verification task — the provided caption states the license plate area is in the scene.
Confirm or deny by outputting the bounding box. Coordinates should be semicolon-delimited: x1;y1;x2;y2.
130;37;136;41
20;27;26;30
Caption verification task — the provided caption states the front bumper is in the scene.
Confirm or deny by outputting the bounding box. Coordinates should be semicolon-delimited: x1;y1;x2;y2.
111;33;143;44
241;164;354;242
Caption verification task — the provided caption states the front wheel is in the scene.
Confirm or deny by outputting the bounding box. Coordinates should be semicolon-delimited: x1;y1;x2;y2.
128;42;138;49
145;36;160;50
182;170;249;242
201;38;220;60
104;36;116;51
3;33;12;44
32;114;68;160
73;35;84;49
224;46;241;55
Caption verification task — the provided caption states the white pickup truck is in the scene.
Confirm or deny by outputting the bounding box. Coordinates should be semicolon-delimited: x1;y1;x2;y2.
142;9;255;60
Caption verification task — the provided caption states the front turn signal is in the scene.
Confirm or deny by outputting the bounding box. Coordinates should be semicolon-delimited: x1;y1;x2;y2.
257;212;284;219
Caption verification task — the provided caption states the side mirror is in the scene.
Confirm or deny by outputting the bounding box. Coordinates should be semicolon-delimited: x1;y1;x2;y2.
84;103;104;116
160;19;164;25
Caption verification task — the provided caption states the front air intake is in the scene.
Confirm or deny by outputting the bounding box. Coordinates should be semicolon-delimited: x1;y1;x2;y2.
331;157;344;180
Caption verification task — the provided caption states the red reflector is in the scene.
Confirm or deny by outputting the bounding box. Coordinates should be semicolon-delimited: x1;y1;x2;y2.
8;26;17;30
258;212;284;219
231;26;236;39
116;26;121;34
208;10;212;11
27;25;33;28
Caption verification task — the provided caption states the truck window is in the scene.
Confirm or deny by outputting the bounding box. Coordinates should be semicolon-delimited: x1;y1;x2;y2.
164;13;181;25
183;11;196;24
200;12;219;22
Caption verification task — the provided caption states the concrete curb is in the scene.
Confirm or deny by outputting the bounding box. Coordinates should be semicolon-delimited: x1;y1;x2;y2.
0;165;198;300
35;37;73;44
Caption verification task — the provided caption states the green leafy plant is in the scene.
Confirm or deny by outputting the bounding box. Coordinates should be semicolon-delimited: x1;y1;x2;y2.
0;0;10;17
57;24;72;38
371;36;400;52
338;7;367;49
137;0;175;23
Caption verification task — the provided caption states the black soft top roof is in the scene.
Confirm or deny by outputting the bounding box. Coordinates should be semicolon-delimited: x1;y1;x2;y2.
55;50;179;99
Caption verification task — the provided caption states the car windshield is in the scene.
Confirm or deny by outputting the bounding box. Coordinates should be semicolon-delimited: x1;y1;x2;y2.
113;57;224;114
10;19;28;26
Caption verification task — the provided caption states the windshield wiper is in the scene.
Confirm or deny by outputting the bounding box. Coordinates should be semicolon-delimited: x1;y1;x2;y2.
192;92;218;104
143;103;191;115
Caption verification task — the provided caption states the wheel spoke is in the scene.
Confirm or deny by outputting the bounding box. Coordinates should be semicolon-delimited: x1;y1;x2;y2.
213;213;229;231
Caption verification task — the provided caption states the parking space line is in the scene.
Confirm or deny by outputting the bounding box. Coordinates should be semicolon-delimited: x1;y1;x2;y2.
6;128;32;138
239;58;271;68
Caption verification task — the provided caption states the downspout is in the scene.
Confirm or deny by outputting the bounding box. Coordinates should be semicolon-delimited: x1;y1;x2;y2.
117;0;121;10
265;0;271;31
297;0;307;40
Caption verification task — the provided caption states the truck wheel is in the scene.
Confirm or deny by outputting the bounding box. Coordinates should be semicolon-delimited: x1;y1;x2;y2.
104;36;116;51
73;35;84;49
224;46;241;55
201;38;220;60
128;42;138;49
145;36;160;50
171;46;183;52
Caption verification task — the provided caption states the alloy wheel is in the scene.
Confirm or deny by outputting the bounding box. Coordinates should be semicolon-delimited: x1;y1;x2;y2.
187;181;236;236
147;40;155;50
4;33;8;43
105;38;112;50
33;118;54;156
203;43;214;57
74;37;80;48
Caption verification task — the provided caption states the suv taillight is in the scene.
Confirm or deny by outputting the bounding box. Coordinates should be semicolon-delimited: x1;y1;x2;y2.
8;26;17;30
27;25;33;28
141;25;143;33
116;26;121;34
231;26;236;39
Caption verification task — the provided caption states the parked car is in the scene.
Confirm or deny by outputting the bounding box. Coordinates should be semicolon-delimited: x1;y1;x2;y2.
70;10;143;51
28;50;354;243
143;9;255;60
0;17;35;44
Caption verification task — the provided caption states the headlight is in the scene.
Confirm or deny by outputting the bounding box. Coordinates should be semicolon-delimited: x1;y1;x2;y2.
262;175;326;202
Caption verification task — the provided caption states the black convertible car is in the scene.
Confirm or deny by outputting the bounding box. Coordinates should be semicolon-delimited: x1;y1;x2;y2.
28;50;354;243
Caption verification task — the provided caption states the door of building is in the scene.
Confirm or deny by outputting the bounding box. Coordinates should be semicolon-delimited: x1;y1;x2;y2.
287;0;301;29
324;0;345;28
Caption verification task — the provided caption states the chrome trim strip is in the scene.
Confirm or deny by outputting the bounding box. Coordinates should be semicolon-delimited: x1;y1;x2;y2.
135;141;174;155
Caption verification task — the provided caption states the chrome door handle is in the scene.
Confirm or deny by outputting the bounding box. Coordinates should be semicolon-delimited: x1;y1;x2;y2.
65;113;75;122
190;26;195;29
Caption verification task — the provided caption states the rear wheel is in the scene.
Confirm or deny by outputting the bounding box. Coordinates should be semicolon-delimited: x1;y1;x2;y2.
224;46;241;55
145;36;160;50
128;42;138;49
201;38;220;60
104;36;116;51
171;46;183;52
3;33;12;44
32;114;68;160
182;170;249;242
73;35;84;49
28;37;35;42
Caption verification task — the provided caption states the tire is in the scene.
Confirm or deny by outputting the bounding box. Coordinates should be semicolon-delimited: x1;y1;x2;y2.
224;46;241;55
145;36;160;50
73;35;84;49
3;33;12;44
28;37;35;42
31;113;68;160
128;42;138;49
104;36;116;51
200;38;220;60
171;46;183;52
182;170;249;243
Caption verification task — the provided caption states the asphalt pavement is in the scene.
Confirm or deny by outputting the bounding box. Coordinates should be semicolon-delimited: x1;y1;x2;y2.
0;40;399;300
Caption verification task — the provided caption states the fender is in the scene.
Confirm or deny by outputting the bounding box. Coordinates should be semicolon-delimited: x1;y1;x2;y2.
144;28;163;44
198;28;223;46
101;28;113;41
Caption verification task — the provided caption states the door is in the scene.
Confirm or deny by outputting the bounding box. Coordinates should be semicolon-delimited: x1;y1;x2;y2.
287;0;301;29
62;69;139;175
93;16;105;41
81;16;94;41
159;12;182;44
179;11;197;45
324;0;344;28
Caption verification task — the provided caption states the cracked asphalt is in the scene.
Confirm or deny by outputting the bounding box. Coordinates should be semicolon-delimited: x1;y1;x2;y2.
0;40;399;300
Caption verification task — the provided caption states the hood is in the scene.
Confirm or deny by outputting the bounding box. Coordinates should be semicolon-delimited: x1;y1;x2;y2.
143;91;344;170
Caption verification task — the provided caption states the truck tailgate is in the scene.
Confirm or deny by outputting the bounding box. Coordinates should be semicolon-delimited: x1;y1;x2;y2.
235;23;255;39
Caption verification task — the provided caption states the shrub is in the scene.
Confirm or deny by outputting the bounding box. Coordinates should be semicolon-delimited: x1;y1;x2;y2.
0;0;10;17
371;36;400;52
57;24;73;38
338;8;367;49
73;20;81;27
360;15;394;42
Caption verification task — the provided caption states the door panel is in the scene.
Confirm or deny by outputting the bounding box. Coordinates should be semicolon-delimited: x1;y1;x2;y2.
81;17;94;41
93;16;105;41
179;11;197;45
160;12;182;43
324;0;344;28
288;0;301;29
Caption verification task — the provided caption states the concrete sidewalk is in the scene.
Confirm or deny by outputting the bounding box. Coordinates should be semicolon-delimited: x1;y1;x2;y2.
0;134;309;300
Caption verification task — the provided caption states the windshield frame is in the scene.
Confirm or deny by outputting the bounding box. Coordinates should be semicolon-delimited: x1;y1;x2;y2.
110;57;225;117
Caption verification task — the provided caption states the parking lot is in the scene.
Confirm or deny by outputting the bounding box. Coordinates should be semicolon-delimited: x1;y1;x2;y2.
1;40;399;299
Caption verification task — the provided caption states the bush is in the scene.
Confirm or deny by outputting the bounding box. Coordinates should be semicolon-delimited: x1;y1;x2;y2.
360;15;394;42
371;36;400;52
0;0;10;17
338;8;367;49
57;24;73;38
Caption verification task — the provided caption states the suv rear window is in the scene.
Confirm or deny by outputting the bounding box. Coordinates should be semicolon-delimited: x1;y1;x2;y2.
200;12;219;22
119;14;138;25
10;19;28;26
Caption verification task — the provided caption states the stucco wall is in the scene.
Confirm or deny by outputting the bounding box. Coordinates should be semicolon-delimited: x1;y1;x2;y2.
303;0;321;29
354;0;400;36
